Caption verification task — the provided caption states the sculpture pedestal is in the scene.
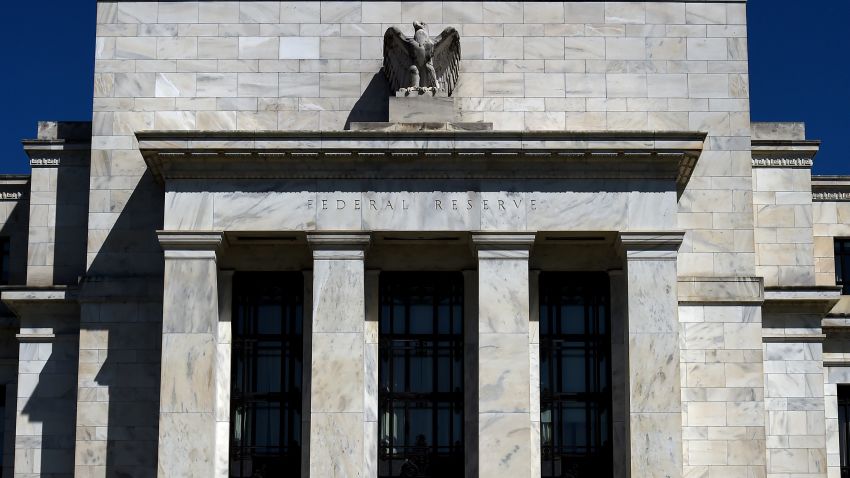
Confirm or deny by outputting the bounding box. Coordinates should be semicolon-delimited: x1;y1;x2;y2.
389;91;455;123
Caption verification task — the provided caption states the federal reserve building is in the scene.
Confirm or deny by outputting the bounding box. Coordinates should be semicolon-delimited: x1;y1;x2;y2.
1;1;850;477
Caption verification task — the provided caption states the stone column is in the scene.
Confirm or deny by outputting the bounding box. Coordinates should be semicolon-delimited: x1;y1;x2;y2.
215;270;233;478
364;269;380;478
306;233;370;477
156;231;224;477
528;269;542;478
471;233;536;478
616;231;685;478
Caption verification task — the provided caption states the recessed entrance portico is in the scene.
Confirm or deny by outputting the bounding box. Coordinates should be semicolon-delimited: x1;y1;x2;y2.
143;129;700;478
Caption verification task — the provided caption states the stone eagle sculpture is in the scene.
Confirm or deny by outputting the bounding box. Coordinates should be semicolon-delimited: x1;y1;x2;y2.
383;22;461;96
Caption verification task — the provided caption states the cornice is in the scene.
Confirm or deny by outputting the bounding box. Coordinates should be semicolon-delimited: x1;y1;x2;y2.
751;157;813;168
812;176;850;202
751;139;819;169
137;130;705;195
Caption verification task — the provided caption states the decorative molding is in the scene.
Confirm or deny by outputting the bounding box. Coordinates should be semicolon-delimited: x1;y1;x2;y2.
751;157;813;168
616;231;685;261
813;191;850;202
306;232;371;260
0;192;23;200
29;157;60;167
157;231;225;255
617;231;685;249
471;233;536;260
16;333;78;343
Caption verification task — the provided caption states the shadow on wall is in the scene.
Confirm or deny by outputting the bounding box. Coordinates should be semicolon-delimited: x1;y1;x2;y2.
19;336;79;476
345;72;391;129
0;198;30;286
54;155;91;286
82;169;165;477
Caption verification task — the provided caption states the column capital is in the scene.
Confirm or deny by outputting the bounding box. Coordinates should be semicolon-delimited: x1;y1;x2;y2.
157;231;225;259
470;232;536;260
616;231;684;261
306;232;370;260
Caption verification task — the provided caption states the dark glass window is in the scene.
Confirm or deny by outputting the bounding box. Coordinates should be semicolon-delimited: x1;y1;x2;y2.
837;240;850;295
540;272;612;478
378;272;464;478
230;272;303;478
0;237;9;285
0;384;5;471
840;385;850;478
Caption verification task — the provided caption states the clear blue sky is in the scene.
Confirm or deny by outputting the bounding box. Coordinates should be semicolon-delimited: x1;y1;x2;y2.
0;1;847;174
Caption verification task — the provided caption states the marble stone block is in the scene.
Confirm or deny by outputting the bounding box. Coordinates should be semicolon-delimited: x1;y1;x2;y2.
388;95;455;123
478;413;532;477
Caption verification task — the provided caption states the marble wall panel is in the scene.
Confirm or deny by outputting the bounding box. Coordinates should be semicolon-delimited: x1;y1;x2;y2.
159;333;215;413
753;166;816;287
479;333;531;413
203;181;679;233
212;187;316;231
679;304;766;477
478;258;529;335
310;333;364;413
162;257;218;334
157;412;215;477
478;412;532;477
309;413;363;477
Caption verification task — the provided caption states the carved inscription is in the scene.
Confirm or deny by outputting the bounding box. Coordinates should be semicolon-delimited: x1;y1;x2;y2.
307;196;538;212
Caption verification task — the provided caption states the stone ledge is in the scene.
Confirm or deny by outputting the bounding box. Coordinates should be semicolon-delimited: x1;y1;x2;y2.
350;122;493;132
678;276;764;304
763;333;827;343
763;286;842;314
157;231;225;251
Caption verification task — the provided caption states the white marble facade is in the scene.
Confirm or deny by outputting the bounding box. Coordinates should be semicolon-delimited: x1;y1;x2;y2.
0;2;847;478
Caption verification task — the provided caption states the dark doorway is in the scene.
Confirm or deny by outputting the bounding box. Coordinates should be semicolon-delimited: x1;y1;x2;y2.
839;385;850;478
539;272;612;478
378;272;464;478
230;272;304;478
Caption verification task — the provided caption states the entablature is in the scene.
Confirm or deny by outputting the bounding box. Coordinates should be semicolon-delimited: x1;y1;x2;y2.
138;130;704;195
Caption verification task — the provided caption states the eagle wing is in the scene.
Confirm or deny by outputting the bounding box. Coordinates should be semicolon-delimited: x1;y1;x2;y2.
383;27;417;92
432;27;461;96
